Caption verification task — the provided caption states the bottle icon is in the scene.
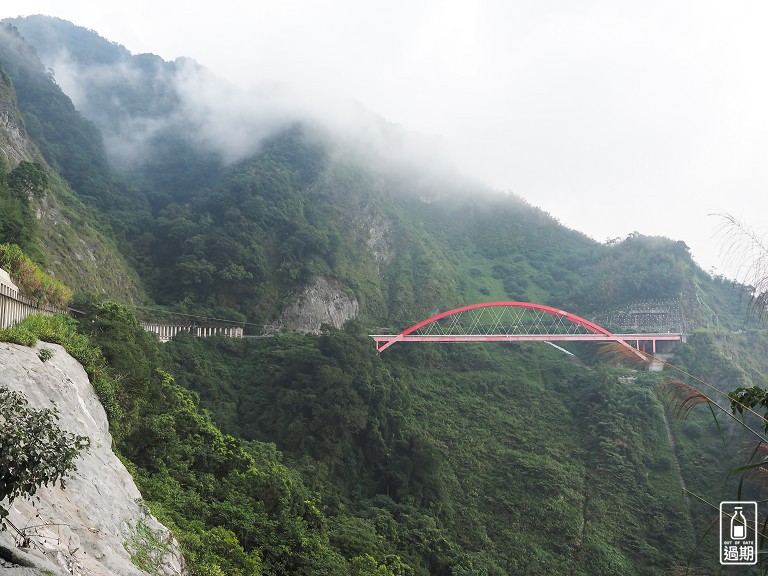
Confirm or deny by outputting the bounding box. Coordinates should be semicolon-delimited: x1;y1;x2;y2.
731;506;747;540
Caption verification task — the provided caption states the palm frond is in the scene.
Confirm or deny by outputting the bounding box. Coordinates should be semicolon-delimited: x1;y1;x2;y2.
658;378;712;419
597;341;651;369
714;213;768;320
738;442;768;479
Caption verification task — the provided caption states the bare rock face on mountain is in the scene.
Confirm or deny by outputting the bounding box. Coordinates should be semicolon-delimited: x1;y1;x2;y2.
0;98;36;166
0;342;185;576
272;276;359;334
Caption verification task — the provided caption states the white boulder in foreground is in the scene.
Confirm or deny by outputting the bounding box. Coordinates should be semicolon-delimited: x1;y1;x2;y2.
0;342;185;575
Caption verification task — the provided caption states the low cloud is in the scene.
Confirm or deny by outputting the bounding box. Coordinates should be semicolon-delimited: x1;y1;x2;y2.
38;32;474;194
172;59;303;164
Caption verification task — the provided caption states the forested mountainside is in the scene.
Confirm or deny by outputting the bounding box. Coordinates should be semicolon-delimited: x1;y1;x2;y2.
0;27;143;301
2;15;767;576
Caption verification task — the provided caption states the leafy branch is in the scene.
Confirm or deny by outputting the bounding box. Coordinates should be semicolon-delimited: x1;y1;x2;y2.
0;387;90;525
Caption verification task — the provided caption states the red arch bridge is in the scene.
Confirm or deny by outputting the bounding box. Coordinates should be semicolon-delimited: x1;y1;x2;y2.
370;302;684;357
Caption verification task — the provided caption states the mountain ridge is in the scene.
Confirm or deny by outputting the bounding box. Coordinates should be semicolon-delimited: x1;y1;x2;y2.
5;15;735;333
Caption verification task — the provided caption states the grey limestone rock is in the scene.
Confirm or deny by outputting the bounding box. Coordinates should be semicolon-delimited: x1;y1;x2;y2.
0;342;185;576
271;276;359;334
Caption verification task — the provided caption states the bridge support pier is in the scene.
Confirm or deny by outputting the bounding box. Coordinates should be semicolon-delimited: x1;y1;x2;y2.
648;353;673;372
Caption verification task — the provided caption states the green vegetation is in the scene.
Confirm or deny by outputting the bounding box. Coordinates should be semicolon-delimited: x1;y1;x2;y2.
0;385;90;524
0;243;72;306
124;518;175;576
0;25;146;303
0;23;148;220
163;330;704;574
638;329;768;568
2;305;725;574
0;159;45;252
0;307;413;574
80;304;412;575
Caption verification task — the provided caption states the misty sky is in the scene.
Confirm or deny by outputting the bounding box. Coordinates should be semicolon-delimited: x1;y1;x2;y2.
4;1;768;281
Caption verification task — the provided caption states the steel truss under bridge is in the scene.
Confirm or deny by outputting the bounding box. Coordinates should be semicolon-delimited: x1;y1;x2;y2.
371;301;683;356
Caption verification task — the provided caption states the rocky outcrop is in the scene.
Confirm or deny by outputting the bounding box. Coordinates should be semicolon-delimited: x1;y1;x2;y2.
0;342;185;576
271;276;359;334
0;99;37;167
0;54;37;167
367;219;395;266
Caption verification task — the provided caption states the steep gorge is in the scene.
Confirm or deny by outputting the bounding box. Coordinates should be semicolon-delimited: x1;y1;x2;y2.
0;15;764;575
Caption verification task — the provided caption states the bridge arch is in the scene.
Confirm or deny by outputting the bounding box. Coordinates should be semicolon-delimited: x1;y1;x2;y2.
371;301;651;358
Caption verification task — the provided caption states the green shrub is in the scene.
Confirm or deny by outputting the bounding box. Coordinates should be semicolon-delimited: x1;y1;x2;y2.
653;456;673;472
124;518;173;576
0;386;90;523
0;243;72;307
682;422;702;439
0;314;122;422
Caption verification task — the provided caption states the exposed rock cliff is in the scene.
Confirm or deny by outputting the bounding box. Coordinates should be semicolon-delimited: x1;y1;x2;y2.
0;342;184;576
367;218;395;267
0;25;147;304
271;276;359;334
0;94;36;166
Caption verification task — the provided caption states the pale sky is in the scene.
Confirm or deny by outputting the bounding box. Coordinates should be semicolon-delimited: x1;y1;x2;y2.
4;0;768;280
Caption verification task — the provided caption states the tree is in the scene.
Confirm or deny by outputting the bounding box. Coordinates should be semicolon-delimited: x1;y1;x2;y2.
8;161;48;199
0;386;90;524
0;162;37;248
